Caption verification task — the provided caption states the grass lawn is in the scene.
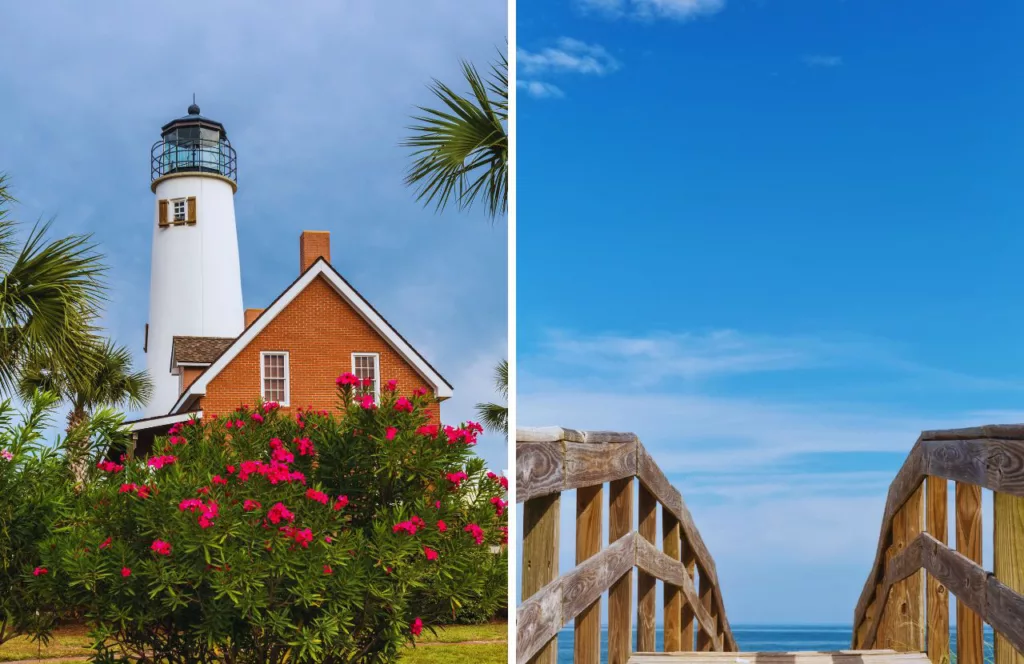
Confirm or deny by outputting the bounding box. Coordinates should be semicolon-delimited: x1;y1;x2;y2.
0;622;507;663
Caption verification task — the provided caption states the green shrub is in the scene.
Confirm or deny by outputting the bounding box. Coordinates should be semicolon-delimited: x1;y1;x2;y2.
32;378;508;663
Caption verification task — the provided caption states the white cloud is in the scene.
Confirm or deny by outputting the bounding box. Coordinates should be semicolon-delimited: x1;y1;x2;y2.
518;38;621;76
804;54;844;67
517;80;565;99
578;0;725;21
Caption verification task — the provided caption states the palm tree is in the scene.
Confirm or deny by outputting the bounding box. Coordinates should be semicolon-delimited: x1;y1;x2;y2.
475;359;508;436
18;339;152;486
0;173;107;393
403;49;508;221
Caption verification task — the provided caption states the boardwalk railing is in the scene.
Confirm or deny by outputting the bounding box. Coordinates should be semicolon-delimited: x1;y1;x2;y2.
852;425;1024;664
517;427;737;664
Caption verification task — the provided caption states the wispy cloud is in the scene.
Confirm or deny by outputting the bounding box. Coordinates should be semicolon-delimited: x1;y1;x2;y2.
517;38;620;100
578;0;725;21
517;80;565;99
804;54;844;67
518;37;620;76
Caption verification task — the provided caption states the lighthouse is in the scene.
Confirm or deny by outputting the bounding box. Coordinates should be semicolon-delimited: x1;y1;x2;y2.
144;103;244;416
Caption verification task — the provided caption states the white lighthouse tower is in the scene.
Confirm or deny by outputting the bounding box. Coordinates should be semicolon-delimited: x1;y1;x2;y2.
144;103;244;416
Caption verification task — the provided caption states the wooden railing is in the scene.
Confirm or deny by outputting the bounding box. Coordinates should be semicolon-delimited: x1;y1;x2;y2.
852;425;1024;664
516;427;737;664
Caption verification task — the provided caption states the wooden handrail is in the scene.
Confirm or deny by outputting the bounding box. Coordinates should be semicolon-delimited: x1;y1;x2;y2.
852;425;1024;664
517;427;737;664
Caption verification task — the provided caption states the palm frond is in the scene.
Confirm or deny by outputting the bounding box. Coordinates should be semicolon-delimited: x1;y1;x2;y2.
403;49;508;221
474;401;508;436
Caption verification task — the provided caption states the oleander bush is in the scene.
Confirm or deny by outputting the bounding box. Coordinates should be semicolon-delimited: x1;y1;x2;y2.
30;378;507;663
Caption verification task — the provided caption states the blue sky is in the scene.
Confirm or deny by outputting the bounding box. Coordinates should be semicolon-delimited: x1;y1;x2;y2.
516;0;1024;624
0;1;507;472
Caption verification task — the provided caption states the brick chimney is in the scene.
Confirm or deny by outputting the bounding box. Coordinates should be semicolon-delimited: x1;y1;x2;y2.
244;308;264;327
299;231;331;273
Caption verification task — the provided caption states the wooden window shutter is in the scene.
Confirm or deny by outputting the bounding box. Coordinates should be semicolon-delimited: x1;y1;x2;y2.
186;197;197;224
158;199;169;227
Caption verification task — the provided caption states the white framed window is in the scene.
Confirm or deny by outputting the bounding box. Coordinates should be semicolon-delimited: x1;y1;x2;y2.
352;352;380;403
260;351;290;405
172;199;187;222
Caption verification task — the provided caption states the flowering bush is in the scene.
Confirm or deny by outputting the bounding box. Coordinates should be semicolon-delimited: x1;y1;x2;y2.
32;379;508;663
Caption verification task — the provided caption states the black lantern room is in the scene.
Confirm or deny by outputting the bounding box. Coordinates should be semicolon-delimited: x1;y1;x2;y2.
151;103;237;184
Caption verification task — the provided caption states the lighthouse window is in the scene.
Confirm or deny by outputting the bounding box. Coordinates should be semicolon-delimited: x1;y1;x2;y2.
352;353;380;403
172;199;187;222
260;352;290;406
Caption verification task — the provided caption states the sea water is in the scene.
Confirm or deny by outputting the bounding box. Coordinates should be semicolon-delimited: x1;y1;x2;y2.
556;625;996;663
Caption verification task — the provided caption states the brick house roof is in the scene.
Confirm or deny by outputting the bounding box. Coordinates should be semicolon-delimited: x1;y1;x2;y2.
171;336;235;365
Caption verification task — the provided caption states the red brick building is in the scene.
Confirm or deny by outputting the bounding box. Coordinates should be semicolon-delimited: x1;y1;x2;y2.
127;230;452;453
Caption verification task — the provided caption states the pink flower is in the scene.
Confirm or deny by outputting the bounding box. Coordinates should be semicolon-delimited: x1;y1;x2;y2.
361;377;373;388
413;388;428;397
0;450;12;461
211;475;228;486
306;489;329;505
336;372;360;386
96;460;124;473
491;496;507;516
385;427;398;441
99;537;112;550
33;566;47;576
225;420;234;429
445;471;468;488
147;455;176;470
424;546;439;561
323;565;333;575
499;476;509;490
151;540;172;556
464;523;485;545
437;520;447;532
226;464;236;474
394;397;414;412
393;520;418;535
251;412;264;424
121;567;132;578
243;499;262;512
411;618;424;636
262;401;280;412
235;419;245;428
385;379;398;391
333;495;349;511
179;498;204;512
499;526;508;545
358;394;377;410
279;526;313;548
295;437;315;456
267;502;295;524
416;424;439;437
119;483;137;494
435;500;441;509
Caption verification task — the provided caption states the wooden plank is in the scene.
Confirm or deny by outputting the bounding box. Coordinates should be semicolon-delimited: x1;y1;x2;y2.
956;482;983;664
663;511;682;652
565;440;636;492
987;574;1024;660
517;426;586;443
562;534;637;632
696;568;716;652
634;538;722;652
627;653;930;664
638;485;657;653
993;491;1024;664
575;484;603;664
609;477;634;664
522;493;560;664
517;535;639;664
517;441;564;503
680;529;697;652
900;484;925;651
925;476;949;664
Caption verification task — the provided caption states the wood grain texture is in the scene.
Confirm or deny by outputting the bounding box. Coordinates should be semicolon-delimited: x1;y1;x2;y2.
638;485;658;653
627;653;931;664
517;426;585;443
575;484;603;664
956;482;984;664
635;537;723;652
517;441;564;503
523;493;560;664
609;477;635;664
993;491;1024;664
899;485;925;652
517;579;562;664
987;574;1024;663
663;512;683;653
680;533;697;652
563;534;637;633
925;476;948;664
696;569;716;652
565;441;636;492
854;434;1024;637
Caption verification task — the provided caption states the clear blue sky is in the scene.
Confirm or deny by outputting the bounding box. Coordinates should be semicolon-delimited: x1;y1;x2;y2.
0;1;507;472
516;0;1024;624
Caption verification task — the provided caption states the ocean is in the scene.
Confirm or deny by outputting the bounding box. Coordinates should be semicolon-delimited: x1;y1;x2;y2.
556;625;996;663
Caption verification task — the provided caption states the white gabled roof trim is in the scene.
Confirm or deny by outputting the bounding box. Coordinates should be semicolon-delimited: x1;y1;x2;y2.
124;411;203;432
170;260;452;414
